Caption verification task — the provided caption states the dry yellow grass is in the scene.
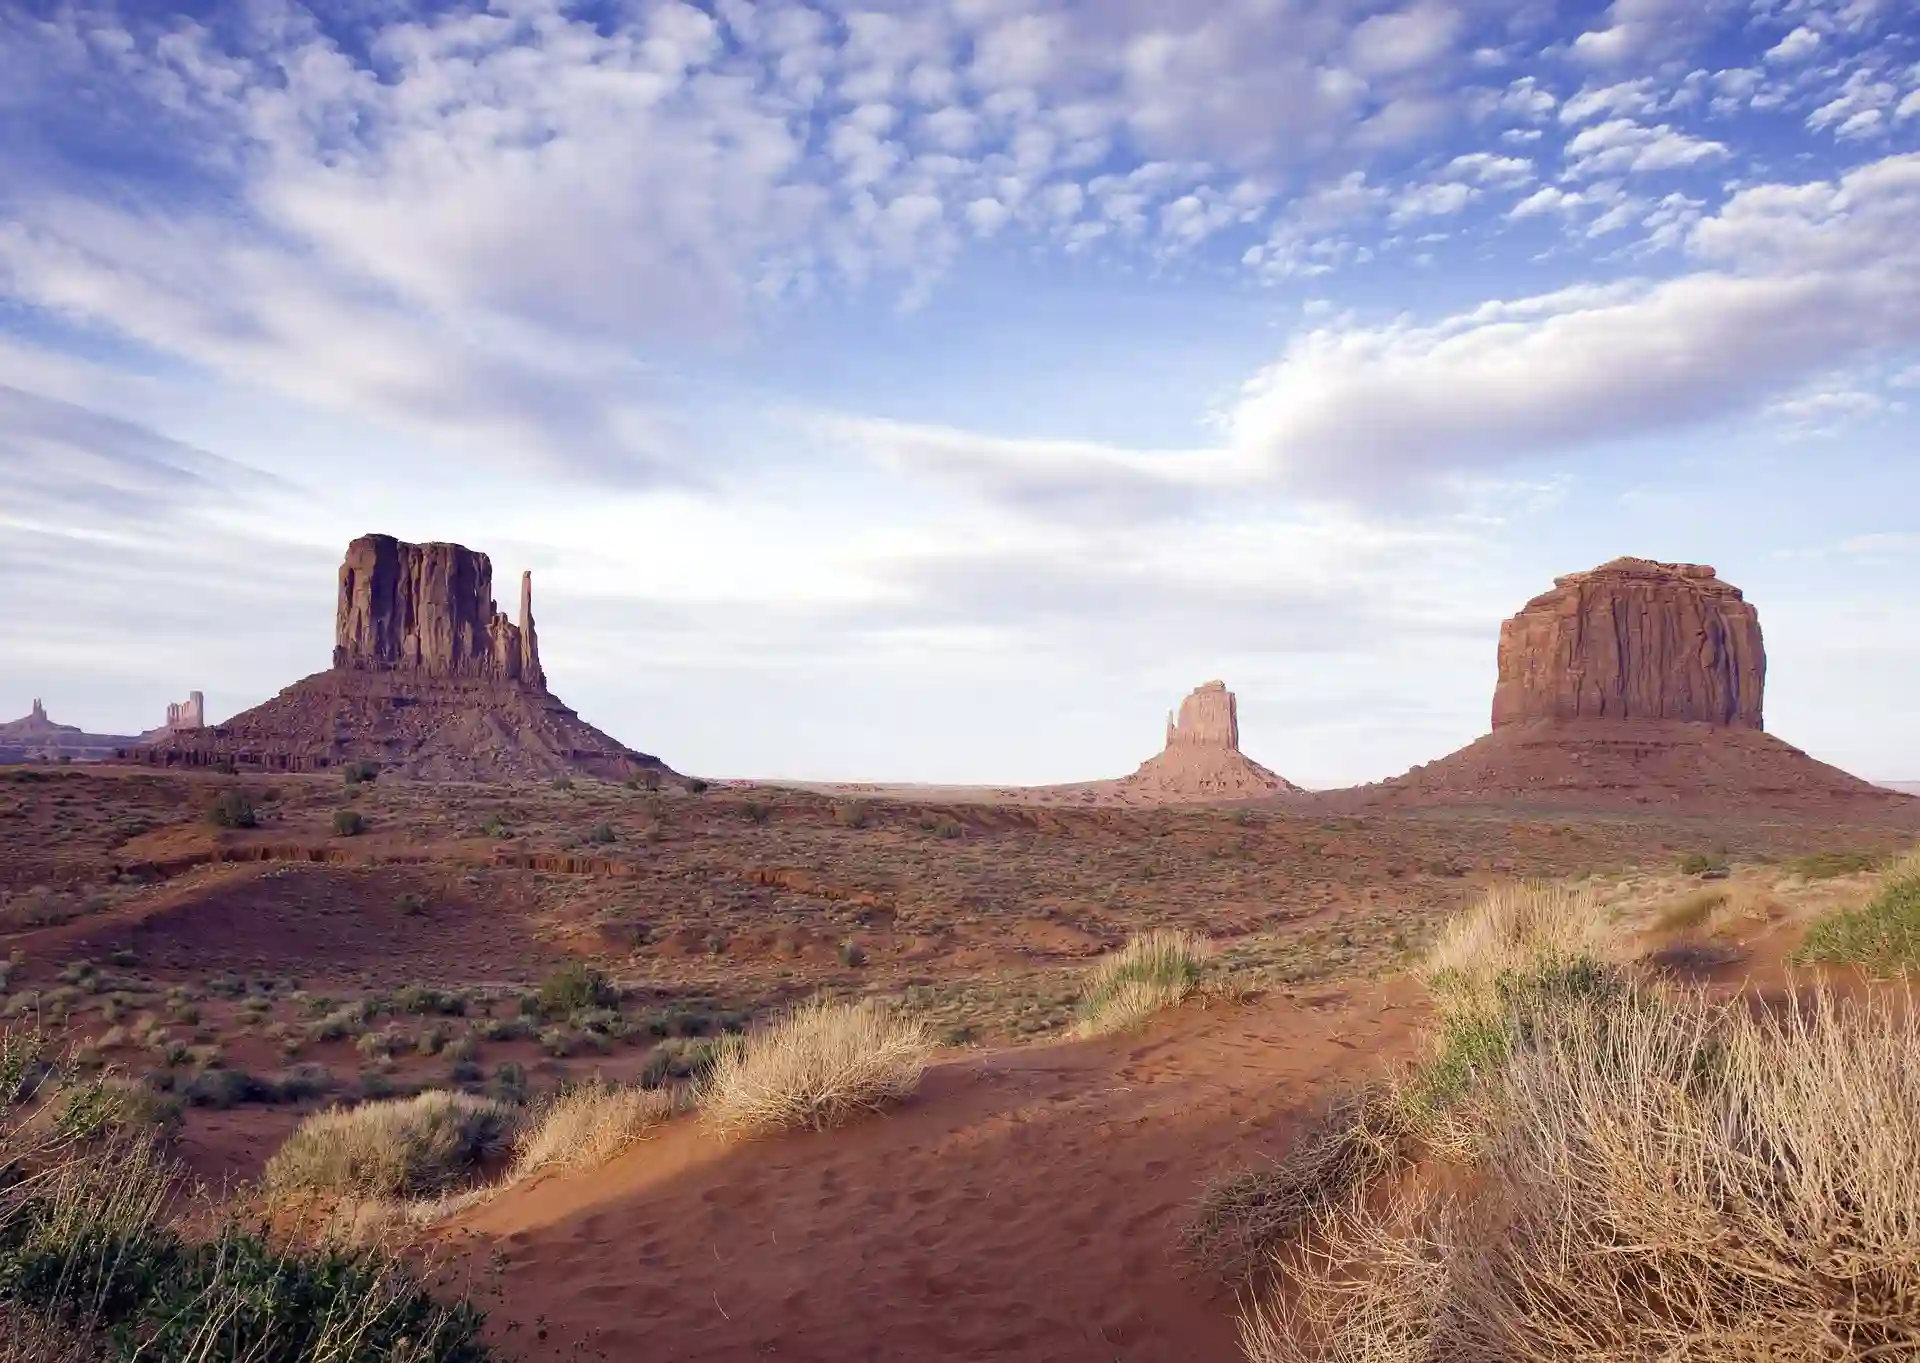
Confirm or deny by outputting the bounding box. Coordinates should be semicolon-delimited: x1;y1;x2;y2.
264;1090;516;1199
701;998;932;1140
1422;880;1610;997
1075;930;1213;1036
513;1083;680;1180
1243;982;1920;1362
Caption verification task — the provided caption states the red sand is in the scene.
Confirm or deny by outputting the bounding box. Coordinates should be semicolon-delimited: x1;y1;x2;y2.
445;982;1423;1362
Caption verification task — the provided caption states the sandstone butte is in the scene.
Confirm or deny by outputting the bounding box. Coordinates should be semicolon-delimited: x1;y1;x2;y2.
134;534;668;782
1362;557;1906;813
1120;680;1301;800
0;700;142;764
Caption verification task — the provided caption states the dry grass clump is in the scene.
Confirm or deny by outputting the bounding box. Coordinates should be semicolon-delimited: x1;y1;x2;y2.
1245;983;1920;1362
264;1090;516;1199
1421;880;1610;1002
702;999;932;1140
1798;849;1920;974
1075;930;1213;1036
512;1083;680;1181
1183;1082;1411;1282
1;1028;490;1361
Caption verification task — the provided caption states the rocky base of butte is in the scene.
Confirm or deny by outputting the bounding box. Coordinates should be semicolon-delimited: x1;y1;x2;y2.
1121;681;1299;800
136;535;667;782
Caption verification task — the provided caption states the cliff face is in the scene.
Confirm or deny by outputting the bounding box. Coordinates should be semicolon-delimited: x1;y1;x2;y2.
1492;558;1766;731
1164;680;1240;750
333;535;544;687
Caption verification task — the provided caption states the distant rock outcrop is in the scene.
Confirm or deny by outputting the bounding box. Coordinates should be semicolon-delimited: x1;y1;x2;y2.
1354;558;1907;814
166;692;206;731
1;700;141;763
135;535;667;782
1121;681;1299;801
1493;558;1766;730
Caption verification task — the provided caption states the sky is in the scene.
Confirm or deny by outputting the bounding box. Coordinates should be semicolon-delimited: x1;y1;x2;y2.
1;0;1917;788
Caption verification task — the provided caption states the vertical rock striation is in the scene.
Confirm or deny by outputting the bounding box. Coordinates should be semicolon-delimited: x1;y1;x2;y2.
333;535;545;686
1493;558;1766;731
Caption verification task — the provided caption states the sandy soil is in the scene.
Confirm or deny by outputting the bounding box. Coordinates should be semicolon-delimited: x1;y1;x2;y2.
447;979;1424;1363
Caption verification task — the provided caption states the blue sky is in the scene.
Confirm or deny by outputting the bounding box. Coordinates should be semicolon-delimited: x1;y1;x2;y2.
1;0;1916;786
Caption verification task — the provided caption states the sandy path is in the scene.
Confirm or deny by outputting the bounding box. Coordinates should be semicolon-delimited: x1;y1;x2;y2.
450;980;1423;1362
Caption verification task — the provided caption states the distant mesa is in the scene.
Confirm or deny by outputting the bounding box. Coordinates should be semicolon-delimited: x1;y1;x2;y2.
1119;680;1300;801
136;533;668;782
0;699;141;764
1363;558;1908;812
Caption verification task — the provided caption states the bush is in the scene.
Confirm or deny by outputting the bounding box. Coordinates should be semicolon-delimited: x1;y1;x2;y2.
550;776;574;792
1678;850;1731;877
1791;849;1885;880
1075;931;1212;1036
834;801;870;829
1798;852;1920;973
263;1090;516;1199
332;809;368;838
933;817;964;840
685;779;709;795
208;790;256;830
639;1037;727;1089
587;823;616;845
702;999;931;1140
1244;985;1920;1363
741;801;771;825
342;760;380;787
512;1084;677;1181
1184;1083;1411;1282
536;963;616;1017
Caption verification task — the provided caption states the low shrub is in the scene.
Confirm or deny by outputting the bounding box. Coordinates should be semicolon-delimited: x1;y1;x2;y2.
1797;851;1920;973
639;1037;727;1089
702;999;931;1140
332;809;368;838
1244;985;1920;1363
1075;931;1212;1036
1678;850;1731;877
1184;1082;1411;1282
1790;849;1884;880
512;1084;677;1180
1653;886;1730;933
536;962;617;1017
834;801;870;829
263;1091;516;1199
208;790;256;830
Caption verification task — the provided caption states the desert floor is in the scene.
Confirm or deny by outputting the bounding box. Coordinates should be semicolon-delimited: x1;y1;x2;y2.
3;763;1916;1360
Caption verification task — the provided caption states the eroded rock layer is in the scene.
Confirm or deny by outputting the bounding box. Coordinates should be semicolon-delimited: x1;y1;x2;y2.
1493;558;1765;730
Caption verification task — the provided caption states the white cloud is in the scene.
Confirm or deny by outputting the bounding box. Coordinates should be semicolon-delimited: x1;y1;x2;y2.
1765;26;1823;63
1389;180;1478;224
862;152;1920;508
1564;119;1729;175
1443;152;1534;184
1348;4;1464;77
1560;79;1661;124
